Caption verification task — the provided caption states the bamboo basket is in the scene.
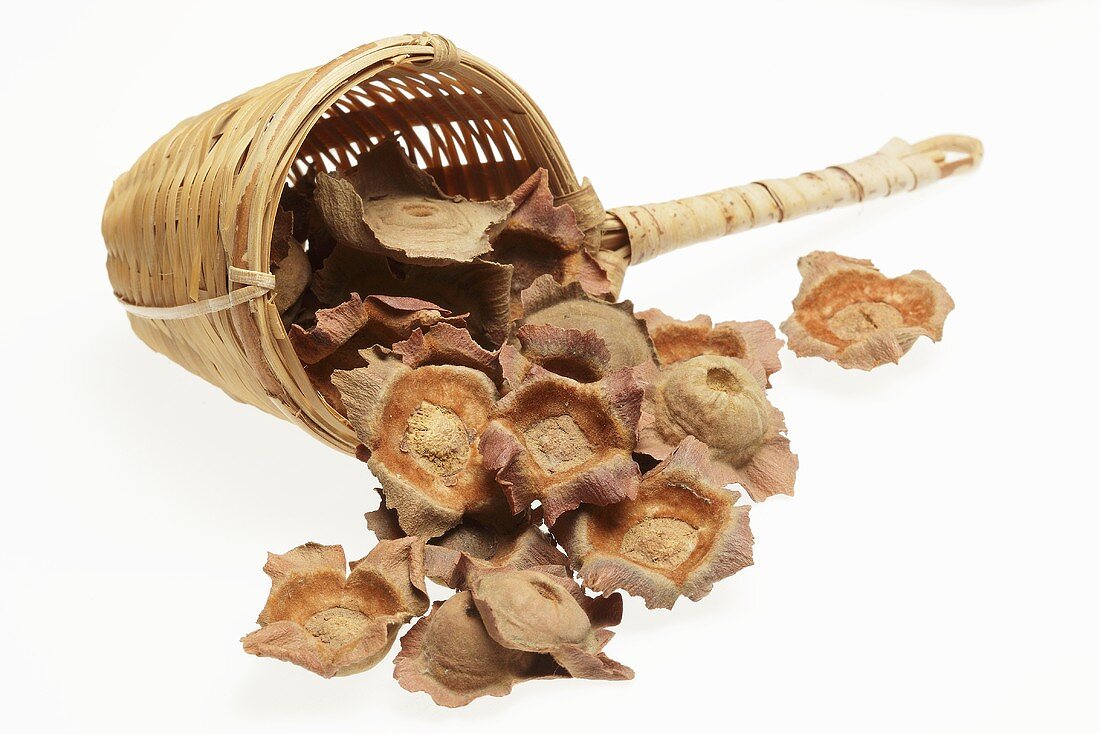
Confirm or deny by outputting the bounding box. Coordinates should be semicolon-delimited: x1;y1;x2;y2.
102;33;982;455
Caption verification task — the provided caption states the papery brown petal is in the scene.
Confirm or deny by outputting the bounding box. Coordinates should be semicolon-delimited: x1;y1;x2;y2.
257;543;347;626
311;246;512;347
393;593;551;707
425;522;567;589
364;500;405;541
780;251;954;370
289;294;372;364
392;323;502;385
241;621;336;678
518;275;656;371
467;567;633;681
314;137;513;265
343;537;429;619
272;239;311;315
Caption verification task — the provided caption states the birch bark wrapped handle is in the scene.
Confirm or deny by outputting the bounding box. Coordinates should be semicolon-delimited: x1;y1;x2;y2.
605;135;983;264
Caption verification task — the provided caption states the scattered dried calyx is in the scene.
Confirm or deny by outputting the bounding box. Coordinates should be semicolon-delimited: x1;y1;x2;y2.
243;135;953;706
479;370;643;524
780;250;954;370
241;539;428;678
333;349;507;538
555;437;754;609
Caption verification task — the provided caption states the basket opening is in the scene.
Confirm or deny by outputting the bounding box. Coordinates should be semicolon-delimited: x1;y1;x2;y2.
274;62;561;426
286;68;541;204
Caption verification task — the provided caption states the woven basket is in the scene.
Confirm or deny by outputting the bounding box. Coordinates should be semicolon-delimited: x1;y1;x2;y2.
102;33;982;455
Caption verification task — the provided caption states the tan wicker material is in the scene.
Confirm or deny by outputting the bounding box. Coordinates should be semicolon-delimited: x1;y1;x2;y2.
102;33;982;454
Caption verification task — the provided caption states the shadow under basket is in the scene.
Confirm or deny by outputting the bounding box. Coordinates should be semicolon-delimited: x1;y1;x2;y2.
102;32;983;455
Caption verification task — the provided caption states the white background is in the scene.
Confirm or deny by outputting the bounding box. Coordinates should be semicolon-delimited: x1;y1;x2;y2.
2;1;1097;731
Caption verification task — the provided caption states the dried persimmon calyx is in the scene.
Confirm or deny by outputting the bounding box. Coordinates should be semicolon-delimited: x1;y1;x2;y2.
241;538;428;678
498;322;612;392
466;566;633;681
517;274;657;372
780;250;955;370
393;591;557;707
637;355;797;502
638;308;783;385
555;436;754;609
313;137;513;265
333;350;510;538
479;369;643;525
490;169;611;317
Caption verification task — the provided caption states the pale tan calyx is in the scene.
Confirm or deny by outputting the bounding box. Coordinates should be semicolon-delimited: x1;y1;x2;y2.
780;250;954;370
638;355;797;501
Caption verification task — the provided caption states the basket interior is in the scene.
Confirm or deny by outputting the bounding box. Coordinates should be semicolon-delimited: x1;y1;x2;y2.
287;66;544;204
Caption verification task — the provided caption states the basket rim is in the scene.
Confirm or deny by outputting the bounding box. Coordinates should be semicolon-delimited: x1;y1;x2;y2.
232;33;587;453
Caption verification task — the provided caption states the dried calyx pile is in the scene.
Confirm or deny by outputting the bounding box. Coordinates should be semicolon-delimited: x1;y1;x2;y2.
243;136;952;706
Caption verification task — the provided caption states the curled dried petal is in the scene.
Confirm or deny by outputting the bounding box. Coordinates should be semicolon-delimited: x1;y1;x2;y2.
467;567;633;681
639;308;783;385
425;520;567;589
556;437;754;609
312;246;513;347
333;352;508;537
499;323;612;392
780;251;955;370
242;538;428;678
490;169;612;316
518;275;656;371
480;371;643;524
392;323;502;385
393;592;553;707
292;294;464;413
637;355;797;501
314;137;512;265
271;210;311;315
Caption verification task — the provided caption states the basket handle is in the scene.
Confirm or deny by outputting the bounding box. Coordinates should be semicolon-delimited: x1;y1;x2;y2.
604;134;983;264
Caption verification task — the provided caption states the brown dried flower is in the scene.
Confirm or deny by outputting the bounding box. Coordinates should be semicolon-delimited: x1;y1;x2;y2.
780;251;955;370
480;370;643;525
468;566;633;681
638;308;783;385
311;245;513;347
637;355;797;501
498;323;612;392
518;274;657;371
314;137;513;265
391;322;502;386
241;538;428;678
555;437;753;609
490;169;611;316
333;351;508;537
393;591;558;707
289;294;463;413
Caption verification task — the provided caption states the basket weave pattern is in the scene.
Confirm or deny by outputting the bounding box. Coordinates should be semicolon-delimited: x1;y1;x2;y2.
102;34;599;452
